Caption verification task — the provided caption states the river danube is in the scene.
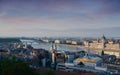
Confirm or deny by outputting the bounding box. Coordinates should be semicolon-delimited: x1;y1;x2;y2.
21;39;84;51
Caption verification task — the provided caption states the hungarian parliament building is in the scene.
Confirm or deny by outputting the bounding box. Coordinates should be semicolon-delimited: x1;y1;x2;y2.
84;35;120;50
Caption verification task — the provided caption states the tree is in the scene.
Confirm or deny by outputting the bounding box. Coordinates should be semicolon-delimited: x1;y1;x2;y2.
39;68;56;75
38;54;44;66
46;59;51;67
2;63;35;75
101;50;104;56
0;38;21;43
0;57;35;75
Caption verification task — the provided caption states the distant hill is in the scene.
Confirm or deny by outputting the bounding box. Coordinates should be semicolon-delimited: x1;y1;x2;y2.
0;38;21;43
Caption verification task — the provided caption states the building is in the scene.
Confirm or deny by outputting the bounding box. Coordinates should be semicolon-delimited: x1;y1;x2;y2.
73;55;103;67
84;35;120;57
42;39;49;43
56;63;74;72
54;39;66;44
55;40;61;44
71;40;78;45
84;35;107;49
106;39;120;50
65;40;72;44
66;54;75;63
42;39;54;43
84;35;120;50
50;44;65;66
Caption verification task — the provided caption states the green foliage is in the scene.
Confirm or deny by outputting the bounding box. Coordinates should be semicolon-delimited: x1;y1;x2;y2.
38;54;45;66
2;63;34;75
46;60;51;67
39;68;56;75
101;50;104;56
0;57;35;75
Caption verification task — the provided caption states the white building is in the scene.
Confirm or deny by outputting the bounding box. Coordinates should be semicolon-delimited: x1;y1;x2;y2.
55;40;61;44
71;40;78;45
42;39;49;43
56;63;74;72
73;55;103;67
66;40;72;44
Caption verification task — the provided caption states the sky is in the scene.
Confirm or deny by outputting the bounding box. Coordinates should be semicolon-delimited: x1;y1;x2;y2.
0;0;120;38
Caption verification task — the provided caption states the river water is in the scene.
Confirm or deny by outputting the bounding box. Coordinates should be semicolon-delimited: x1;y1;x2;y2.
21;39;84;51
32;43;84;51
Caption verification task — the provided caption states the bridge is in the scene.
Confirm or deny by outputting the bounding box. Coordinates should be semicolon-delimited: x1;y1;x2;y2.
20;39;42;45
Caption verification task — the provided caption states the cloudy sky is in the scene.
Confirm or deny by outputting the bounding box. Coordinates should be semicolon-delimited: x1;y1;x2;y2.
0;0;120;37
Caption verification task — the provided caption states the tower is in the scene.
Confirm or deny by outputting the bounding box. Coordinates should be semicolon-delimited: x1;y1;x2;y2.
50;43;58;66
50;43;54;51
101;35;106;49
24;42;27;49
101;35;106;43
50;43;57;53
54;44;57;50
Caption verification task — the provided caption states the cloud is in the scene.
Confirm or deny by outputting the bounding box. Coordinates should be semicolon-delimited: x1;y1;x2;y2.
0;0;120;37
0;12;7;17
0;0;120;19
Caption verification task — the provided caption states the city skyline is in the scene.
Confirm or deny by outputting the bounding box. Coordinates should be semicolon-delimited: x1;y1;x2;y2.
0;0;120;37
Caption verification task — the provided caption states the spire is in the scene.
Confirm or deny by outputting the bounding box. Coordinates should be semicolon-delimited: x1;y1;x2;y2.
54;44;57;50
50;43;57;53
50;43;54;51
52;43;54;49
102;34;106;40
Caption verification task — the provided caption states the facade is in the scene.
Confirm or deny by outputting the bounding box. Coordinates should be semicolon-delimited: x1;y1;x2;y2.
54;40;61;44
54;39;66;44
42;38;54;43
106;41;120;50
104;50;120;57
42;39;49;43
71;40;78;45
84;35;120;50
66;40;72;44
56;63;74;72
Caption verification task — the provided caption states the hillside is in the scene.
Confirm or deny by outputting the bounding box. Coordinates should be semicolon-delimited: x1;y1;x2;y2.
0;38;21;43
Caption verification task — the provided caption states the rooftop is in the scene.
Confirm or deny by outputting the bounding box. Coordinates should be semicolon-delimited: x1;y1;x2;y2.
74;56;102;63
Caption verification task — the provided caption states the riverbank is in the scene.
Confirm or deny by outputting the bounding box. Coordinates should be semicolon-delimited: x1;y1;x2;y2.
57;44;120;57
55;43;120;53
56;43;84;49
85;47;120;52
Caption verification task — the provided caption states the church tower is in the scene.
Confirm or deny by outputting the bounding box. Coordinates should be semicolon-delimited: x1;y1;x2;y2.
50;43;58;66
50;43;57;53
